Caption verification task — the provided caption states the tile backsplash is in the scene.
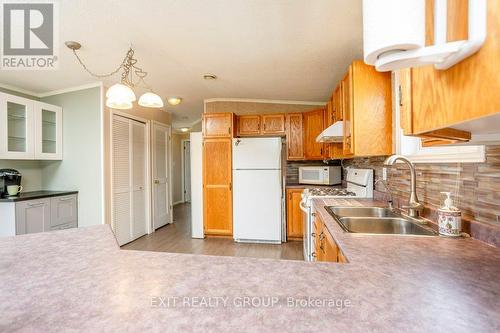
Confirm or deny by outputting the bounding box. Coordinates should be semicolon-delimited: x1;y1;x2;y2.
344;144;500;247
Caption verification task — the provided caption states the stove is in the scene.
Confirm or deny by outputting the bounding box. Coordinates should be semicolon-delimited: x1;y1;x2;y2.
306;187;356;197
299;168;374;262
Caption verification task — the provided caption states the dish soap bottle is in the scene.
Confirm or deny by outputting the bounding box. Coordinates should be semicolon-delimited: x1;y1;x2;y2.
438;192;461;237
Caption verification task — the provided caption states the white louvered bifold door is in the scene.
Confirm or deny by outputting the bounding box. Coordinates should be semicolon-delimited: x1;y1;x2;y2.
112;116;132;246
131;121;147;239
112;115;148;246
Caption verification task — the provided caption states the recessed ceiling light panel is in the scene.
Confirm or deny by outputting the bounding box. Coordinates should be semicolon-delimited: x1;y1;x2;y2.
167;97;182;105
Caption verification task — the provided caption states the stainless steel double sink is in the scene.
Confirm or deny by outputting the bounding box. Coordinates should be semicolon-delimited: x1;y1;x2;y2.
325;206;438;236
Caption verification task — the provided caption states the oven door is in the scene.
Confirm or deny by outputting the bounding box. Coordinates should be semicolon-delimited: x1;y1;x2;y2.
299;199;313;261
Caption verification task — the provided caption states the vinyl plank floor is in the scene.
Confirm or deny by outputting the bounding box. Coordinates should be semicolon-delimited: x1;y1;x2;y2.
122;203;304;261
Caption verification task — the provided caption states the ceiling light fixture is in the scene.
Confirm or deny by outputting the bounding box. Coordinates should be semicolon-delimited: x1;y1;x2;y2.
203;73;217;80
180;128;189;132
167;97;182;106
65;41;163;109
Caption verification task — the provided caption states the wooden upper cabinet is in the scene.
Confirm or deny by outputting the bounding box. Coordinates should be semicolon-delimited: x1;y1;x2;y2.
261;114;286;135
340;61;392;157
341;69;355;156
203;138;232;236
401;0;499;137
203;113;233;138
237;115;261;136
286;188;304;239
325;99;334;127
303;108;325;160
286;113;304;160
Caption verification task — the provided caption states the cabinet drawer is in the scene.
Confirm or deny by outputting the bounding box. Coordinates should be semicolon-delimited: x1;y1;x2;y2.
50;220;77;231
50;195;78;227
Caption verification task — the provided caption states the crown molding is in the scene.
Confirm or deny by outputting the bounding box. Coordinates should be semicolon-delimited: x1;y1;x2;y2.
203;98;326;106
0;83;40;97
37;82;103;97
0;81;103;98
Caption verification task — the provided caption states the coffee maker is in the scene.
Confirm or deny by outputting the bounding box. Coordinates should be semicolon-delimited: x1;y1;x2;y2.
0;169;22;198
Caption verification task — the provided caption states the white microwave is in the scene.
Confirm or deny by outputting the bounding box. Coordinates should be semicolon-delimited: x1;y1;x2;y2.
298;166;342;185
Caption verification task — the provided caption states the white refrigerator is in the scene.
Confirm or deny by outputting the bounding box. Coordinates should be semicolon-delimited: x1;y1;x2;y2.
232;137;282;243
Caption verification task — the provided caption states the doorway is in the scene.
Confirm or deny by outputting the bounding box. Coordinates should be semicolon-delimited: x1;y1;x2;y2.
182;140;191;203
152;122;172;230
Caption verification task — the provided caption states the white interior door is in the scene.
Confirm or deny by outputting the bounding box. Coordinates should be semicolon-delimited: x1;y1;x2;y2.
183;141;191;202
112;115;148;245
152;123;171;229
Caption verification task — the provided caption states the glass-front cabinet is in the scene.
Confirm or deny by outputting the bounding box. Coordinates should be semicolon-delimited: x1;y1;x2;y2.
0;92;62;160
34;102;62;160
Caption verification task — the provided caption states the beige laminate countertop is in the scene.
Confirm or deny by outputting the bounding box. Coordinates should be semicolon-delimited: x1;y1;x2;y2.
0;199;499;332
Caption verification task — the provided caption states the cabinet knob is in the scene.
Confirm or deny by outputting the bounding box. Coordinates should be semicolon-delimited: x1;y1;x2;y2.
154;180;160;184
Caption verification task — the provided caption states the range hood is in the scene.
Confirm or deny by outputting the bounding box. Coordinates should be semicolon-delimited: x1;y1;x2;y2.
316;121;344;143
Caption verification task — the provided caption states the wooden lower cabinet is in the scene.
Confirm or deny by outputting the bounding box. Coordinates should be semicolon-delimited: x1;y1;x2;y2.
203;138;233;236
314;214;347;263
286;188;304;239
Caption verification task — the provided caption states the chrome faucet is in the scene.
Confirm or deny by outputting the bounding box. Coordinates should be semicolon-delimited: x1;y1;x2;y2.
383;155;424;218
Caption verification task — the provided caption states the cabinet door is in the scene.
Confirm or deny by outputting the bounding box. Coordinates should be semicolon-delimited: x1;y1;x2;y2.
324;229;339;262
203;113;233;138
303;109;325;160
34;101;63;160
237;115;261;136
15;199;51;235
203;139;232;235
0;93;34;159
261;114;285;135
341;69;355;156
325;99;334;127
286;113;304;160
408;0;499;134
50;195;78;228
286;188;304;239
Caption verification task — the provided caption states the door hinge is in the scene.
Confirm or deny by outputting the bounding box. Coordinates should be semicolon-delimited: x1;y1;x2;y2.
398;85;403;107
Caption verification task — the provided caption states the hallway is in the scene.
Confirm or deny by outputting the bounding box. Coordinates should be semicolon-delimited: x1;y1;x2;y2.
122;203;303;260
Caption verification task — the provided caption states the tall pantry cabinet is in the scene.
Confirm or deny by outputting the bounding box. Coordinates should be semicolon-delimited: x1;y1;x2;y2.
202;113;234;236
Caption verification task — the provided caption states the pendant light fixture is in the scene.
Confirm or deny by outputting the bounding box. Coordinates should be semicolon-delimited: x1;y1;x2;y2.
65;41;163;110
139;92;164;108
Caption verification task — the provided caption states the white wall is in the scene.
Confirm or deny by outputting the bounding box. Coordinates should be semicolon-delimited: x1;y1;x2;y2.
0;160;43;192
40;87;102;226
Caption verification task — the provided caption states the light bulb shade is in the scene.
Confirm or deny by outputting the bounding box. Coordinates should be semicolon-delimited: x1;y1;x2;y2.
138;92;164;108
167;97;182;105
106;97;133;110
106;83;136;102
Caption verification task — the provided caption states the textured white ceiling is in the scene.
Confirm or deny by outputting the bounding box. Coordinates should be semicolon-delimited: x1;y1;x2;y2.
0;0;363;128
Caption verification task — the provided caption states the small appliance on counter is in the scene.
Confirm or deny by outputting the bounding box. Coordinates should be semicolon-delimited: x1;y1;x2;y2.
298;166;341;185
0;169;22;198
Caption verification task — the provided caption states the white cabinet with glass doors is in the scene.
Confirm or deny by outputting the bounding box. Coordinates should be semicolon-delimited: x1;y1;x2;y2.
0;92;62;160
